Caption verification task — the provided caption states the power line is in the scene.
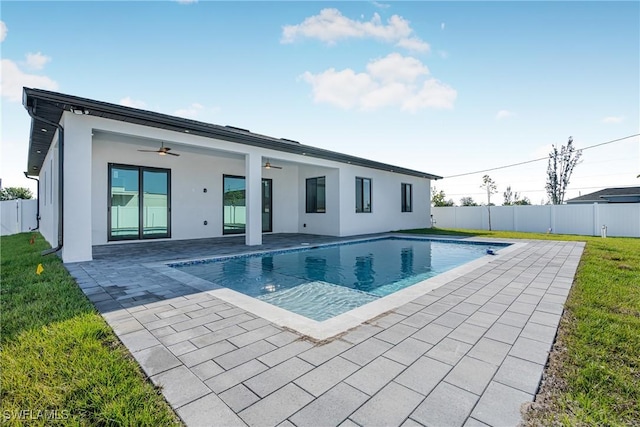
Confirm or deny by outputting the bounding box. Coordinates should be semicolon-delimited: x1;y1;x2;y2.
443;134;640;179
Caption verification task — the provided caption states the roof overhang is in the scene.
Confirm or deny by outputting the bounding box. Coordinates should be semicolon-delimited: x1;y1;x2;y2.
23;87;442;180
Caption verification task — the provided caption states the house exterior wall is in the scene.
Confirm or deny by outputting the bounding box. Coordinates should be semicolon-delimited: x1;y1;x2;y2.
36;113;433;262
38;133;58;246
338;166;431;236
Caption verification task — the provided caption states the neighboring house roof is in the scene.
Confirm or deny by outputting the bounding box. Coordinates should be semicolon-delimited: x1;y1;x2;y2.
22;87;442;180
566;187;640;204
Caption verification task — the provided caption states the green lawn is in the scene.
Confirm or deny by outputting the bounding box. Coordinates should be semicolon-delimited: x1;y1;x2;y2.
402;228;640;426
0;233;180;426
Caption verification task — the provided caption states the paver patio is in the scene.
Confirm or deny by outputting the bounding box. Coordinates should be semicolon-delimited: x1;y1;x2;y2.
65;233;584;427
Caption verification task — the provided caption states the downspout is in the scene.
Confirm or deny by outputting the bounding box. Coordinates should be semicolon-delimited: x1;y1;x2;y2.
26;101;64;256
23;172;40;231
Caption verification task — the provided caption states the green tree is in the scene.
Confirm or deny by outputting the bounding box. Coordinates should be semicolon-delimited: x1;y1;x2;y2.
480;175;497;230
546;136;582;204
460;197;478;206
0;187;33;201
513;196;532;205
503;185;531;205
431;187;454;207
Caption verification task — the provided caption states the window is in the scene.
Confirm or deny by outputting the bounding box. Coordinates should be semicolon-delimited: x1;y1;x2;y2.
355;177;372;213
401;183;412;212
306;177;326;213
108;164;170;240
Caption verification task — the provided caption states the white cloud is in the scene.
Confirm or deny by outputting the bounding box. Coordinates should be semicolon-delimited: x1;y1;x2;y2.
1;59;58;102
441;22;445;30
602;116;624;124
496;110;516;120
119;97;147;109
0;21;7;42
372;2;390;9
173;103;204;119
282;8;430;53
25;52;51;70
300;53;456;112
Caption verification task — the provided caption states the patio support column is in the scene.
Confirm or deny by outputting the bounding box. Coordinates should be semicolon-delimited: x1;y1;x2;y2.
245;152;262;246
60;112;93;262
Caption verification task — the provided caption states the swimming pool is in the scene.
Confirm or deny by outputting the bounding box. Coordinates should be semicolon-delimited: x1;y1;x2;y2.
169;237;509;321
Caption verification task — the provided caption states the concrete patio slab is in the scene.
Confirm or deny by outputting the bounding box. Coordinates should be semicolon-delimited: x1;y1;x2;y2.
65;233;585;426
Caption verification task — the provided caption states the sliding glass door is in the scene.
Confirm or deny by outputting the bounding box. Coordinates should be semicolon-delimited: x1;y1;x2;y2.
223;175;272;235
109;164;170;240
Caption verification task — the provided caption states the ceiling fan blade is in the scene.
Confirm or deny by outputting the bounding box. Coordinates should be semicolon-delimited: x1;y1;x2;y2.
138;149;159;153
166;152;180;156
271;165;283;169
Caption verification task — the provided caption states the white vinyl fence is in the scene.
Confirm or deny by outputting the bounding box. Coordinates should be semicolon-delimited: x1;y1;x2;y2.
0;199;38;236
432;203;640;237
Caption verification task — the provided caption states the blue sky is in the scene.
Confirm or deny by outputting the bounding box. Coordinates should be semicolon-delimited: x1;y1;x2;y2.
2;1;638;204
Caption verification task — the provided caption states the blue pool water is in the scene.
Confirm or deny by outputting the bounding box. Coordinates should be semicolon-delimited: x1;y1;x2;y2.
170;237;507;321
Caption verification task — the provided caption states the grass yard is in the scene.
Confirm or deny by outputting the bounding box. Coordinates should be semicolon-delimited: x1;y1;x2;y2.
403;228;640;426
0;233;180;426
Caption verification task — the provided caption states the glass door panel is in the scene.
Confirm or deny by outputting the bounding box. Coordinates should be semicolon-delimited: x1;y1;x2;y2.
142;170;169;237
262;179;272;232
223;175;246;234
110;167;139;239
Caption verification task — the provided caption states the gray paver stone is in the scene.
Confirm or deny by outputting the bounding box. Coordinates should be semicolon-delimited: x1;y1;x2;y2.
179;340;238;368
118;329;160;353
239;383;313;427
426;338;472;366
411;381;479;427
341;337;393;366
177;392;246;426
133;345;181;376
258;339;315;367
289;382;369;427
205;359;268;394
214;340;277;370
372;323;417;345
471;381;533;427
294;356;360;397
345;356;405;396
244;357;314;398
444;356;498;396
395;356;451;396
509;336;550;365
219;384;261;413
191;360;225;381
151;365;211;409
412;323;453;345
350;381;424;427
493;355;543;395
298;340;352;366
484;322;521;345
383;337;433;366
467;337;512;367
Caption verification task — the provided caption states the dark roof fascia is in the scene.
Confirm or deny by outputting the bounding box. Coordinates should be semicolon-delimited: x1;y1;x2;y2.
23;88;442;180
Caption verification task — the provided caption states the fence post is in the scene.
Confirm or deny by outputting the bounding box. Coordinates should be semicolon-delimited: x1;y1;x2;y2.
593;203;599;237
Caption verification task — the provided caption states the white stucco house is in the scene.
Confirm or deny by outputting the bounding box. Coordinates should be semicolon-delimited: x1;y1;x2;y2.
23;88;441;263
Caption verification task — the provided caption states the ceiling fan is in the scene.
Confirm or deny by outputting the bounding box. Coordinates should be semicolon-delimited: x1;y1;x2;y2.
138;142;180;156
263;159;282;170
